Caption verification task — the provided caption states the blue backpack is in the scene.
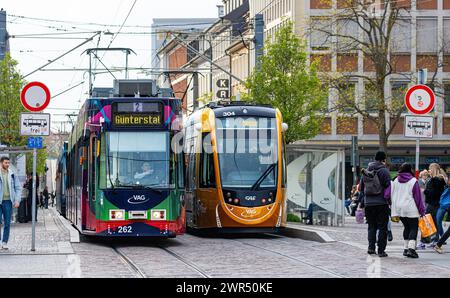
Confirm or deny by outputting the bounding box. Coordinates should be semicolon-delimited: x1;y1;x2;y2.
440;187;450;210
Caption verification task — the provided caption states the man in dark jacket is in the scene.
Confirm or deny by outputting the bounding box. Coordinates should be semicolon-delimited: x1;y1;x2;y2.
359;151;392;257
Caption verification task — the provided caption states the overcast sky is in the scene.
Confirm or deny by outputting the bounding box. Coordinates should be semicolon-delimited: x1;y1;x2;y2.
2;0;221;131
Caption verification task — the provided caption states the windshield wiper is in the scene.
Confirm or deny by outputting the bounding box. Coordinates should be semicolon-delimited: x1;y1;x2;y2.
250;163;277;191
116;183;162;194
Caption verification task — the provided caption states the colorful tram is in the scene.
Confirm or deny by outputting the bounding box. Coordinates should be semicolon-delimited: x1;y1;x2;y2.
183;102;288;232
58;89;185;237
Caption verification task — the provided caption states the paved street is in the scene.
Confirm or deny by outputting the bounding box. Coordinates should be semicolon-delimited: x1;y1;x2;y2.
1;208;450;278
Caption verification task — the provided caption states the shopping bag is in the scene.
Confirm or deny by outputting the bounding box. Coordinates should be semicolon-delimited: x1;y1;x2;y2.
419;214;437;238
355;209;365;224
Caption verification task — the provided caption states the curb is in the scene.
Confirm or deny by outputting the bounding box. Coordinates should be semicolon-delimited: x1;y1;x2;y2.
282;224;336;243
50;208;80;243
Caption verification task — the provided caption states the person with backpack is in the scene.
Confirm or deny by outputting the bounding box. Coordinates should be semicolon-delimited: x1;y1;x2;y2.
423;163;447;246
359;151;392;257
391;163;426;258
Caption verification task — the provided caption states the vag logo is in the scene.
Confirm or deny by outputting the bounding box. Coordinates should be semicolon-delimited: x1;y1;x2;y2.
241;208;257;217
244;196;256;201
127;195;150;205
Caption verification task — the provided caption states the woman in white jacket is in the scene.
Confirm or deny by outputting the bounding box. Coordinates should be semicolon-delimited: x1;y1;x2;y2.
391;163;426;259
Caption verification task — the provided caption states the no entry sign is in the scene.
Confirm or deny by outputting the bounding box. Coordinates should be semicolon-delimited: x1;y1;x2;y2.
404;85;435;115
20;82;51;112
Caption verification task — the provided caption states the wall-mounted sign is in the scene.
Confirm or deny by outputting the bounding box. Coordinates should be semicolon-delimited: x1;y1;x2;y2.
216;79;229;88
217;90;230;99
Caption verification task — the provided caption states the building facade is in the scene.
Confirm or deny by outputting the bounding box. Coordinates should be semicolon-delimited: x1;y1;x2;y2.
151;18;216;75
303;0;450;178
156;1;251;114
156;1;450;181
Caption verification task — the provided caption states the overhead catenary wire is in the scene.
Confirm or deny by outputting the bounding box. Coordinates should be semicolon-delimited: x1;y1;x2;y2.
22;31;101;78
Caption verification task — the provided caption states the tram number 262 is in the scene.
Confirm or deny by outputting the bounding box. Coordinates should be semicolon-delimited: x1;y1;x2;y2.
117;226;133;234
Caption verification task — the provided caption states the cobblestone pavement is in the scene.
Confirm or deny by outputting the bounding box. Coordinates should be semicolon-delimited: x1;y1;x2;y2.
2;209;450;278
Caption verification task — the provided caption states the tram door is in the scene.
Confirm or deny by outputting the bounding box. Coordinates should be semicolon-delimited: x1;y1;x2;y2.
86;135;98;231
185;144;197;227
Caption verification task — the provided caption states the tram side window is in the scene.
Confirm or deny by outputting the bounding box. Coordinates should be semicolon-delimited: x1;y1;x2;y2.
200;152;216;188
177;153;185;189
187;145;196;190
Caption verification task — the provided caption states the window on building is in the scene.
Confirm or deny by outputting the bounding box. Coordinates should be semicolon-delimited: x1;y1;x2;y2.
338;83;356;113
310;17;331;50
444;19;450;53
417;18;437;53
391;82;409;113
337;18;359;52
364;84;378;113
445;84;450;113
391;19;411;53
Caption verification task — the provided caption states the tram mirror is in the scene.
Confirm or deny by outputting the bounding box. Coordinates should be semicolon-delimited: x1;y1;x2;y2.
282;123;289;132
194;123;202;132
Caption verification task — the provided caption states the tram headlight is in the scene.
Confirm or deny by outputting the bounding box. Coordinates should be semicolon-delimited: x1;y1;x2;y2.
110;210;125;221
151;210;166;221
233;198;240;205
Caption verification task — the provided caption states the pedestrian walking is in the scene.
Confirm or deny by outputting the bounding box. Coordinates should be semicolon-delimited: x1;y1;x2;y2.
26;174;39;222
0;157;22;250
434;180;450;254
434;181;450;245
422;163;447;247
43;186;49;209
359;151;392;257
418;170;429;197
390;163;426;258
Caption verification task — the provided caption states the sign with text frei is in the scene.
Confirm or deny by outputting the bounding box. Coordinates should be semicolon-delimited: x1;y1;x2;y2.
20;113;51;136
404;115;433;139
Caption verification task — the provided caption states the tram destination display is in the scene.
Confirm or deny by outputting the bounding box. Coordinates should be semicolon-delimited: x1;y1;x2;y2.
112;102;163;128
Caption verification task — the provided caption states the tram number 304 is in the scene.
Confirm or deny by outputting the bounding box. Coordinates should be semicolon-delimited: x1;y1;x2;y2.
223;111;236;117
117;226;133;234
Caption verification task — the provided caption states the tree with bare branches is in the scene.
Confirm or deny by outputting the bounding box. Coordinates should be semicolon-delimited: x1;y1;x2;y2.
310;0;438;152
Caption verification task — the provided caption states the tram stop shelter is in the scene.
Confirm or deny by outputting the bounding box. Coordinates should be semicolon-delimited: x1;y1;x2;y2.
286;144;346;227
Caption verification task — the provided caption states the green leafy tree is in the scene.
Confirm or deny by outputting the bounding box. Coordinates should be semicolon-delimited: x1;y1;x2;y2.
0;54;47;174
0;53;27;146
244;22;327;143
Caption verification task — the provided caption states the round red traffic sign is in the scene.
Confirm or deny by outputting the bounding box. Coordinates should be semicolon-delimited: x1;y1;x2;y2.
404;85;435;115
20;82;51;112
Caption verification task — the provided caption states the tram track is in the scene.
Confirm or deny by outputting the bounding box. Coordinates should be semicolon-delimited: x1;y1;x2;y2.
158;245;211;278
263;234;412;278
112;246;147;278
111;244;210;278
231;237;346;278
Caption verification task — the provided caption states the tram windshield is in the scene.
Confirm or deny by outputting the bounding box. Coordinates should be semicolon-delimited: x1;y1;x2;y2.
215;117;278;189
106;131;169;188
